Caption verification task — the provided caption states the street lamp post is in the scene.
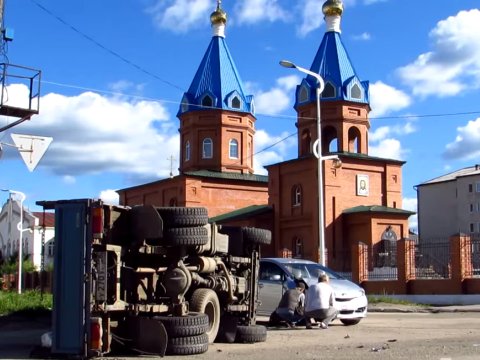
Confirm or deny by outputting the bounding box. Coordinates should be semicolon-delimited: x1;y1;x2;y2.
1;189;26;294
280;60;340;266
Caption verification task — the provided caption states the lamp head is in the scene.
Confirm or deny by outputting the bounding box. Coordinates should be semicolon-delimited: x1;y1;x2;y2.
332;158;342;169
279;60;296;69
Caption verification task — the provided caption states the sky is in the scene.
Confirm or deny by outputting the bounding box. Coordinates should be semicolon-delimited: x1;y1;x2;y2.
1;0;480;233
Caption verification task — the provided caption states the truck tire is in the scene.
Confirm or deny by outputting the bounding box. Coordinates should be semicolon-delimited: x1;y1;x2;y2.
235;325;267;343
242;227;272;245
157;207;209;228
189;289;221;343
153;312;209;337
166;333;209;355
163;227;209;246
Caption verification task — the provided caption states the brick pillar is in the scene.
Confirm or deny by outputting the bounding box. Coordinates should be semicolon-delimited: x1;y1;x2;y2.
450;234;473;281
352;242;368;284
398;239;416;283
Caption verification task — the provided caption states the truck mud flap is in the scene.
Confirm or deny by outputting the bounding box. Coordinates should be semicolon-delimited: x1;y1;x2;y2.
132;317;168;356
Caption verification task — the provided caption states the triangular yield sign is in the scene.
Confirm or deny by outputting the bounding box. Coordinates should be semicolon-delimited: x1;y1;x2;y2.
11;133;53;172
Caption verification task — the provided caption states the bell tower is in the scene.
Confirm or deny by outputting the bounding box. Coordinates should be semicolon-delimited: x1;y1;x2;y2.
295;0;370;158
177;1;256;175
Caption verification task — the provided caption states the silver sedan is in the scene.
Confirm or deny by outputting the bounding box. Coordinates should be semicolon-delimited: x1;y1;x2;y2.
257;258;368;325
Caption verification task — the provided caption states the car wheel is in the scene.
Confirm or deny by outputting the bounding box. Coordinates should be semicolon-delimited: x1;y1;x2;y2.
163;227;209;246
340;318;362;326
189;289;221;343
153;312;209;337
156;207;209;227
235;325;267;343
166;334;209;355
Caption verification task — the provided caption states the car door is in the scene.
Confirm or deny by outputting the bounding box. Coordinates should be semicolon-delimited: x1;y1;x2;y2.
257;261;287;316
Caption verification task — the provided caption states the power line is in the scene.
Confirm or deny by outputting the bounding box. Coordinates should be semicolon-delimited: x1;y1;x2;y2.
29;0;185;93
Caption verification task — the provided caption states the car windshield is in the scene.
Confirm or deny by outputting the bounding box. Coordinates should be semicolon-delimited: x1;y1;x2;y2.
284;263;345;280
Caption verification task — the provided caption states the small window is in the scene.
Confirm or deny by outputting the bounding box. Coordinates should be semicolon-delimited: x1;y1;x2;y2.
299;86;309;102
181;99;189;112
202;95;213;108
351;83;361;99
292;185;302;206
231;96;241;109
471;204;474;213
185;141;191;161
229;139;239;159
322;82;336;98
469;184;473;192
476;182;480;193
202;138;213;159
470;223;475;233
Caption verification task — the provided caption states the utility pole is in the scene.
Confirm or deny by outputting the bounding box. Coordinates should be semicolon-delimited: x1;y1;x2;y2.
167;155;176;178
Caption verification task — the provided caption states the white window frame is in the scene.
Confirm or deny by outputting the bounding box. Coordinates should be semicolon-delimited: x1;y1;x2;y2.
185;141;191;161
202;138;213;159
229;139;239;159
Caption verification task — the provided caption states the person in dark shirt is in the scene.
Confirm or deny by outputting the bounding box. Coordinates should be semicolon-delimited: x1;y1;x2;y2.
274;281;306;328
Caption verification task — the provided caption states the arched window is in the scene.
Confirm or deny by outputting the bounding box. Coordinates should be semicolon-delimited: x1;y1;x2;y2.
229;139;239;159
202;95;213;108
185;141;191;161
322;82;336;98
181;98;189;113
299;86;309;103
202;138;213;159
231;96;241;109
351;84;362;99
292;185;302;207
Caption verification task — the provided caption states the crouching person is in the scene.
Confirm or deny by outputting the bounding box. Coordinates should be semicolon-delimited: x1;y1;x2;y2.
274;281;306;328
304;273;337;329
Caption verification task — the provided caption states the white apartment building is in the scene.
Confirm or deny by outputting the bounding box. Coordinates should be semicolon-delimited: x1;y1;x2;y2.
417;165;480;240
0;197;55;270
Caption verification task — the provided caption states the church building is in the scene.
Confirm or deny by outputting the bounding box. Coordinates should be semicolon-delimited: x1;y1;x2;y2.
118;0;414;271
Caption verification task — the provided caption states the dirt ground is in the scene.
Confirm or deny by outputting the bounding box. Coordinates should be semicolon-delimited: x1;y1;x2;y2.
2;306;480;360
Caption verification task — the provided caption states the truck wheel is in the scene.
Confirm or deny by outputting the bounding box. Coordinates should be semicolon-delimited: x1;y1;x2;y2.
153;312;209;337
166;333;209;355
235;325;267;343
189;289;221;343
163;227;209;246
242;227;272;245
157;207;209;228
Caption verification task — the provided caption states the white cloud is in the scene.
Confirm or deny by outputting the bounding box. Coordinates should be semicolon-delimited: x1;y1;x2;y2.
253;129;296;174
402;197;418;233
147;0;211;33
10;84;177;183
247;75;300;115
369;81;411;118
352;32;371;41
297;0;324;37
235;0;289;24
369;138;404;160
443;117;480;161
99;189;120;205
397;9;480;98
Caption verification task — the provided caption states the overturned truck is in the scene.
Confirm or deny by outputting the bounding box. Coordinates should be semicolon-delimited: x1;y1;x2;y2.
37;199;271;357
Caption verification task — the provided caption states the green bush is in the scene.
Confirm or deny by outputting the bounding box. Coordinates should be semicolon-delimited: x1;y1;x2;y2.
0;290;52;316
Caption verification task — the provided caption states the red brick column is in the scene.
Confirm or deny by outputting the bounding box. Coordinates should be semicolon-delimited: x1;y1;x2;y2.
398;239;416;283
352;242;368;284
450;234;473;280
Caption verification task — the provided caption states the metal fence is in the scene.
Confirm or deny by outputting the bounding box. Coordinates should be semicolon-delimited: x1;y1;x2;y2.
414;239;450;279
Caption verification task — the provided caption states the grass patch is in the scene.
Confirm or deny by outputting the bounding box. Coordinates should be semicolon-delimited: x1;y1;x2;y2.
0;290;52;316
367;295;422;306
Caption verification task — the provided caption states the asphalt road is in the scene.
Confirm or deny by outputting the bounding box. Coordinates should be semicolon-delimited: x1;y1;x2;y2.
1;310;480;360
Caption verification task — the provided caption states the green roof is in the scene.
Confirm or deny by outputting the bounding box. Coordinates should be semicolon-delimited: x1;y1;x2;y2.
343;205;415;215
209;204;272;223
184;170;268;183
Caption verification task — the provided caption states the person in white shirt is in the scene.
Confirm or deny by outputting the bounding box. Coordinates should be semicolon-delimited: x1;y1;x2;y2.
304;272;337;329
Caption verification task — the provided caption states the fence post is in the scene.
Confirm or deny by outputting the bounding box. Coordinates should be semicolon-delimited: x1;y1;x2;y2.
352;242;368;284
398;239;416;284
450;234;472;281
